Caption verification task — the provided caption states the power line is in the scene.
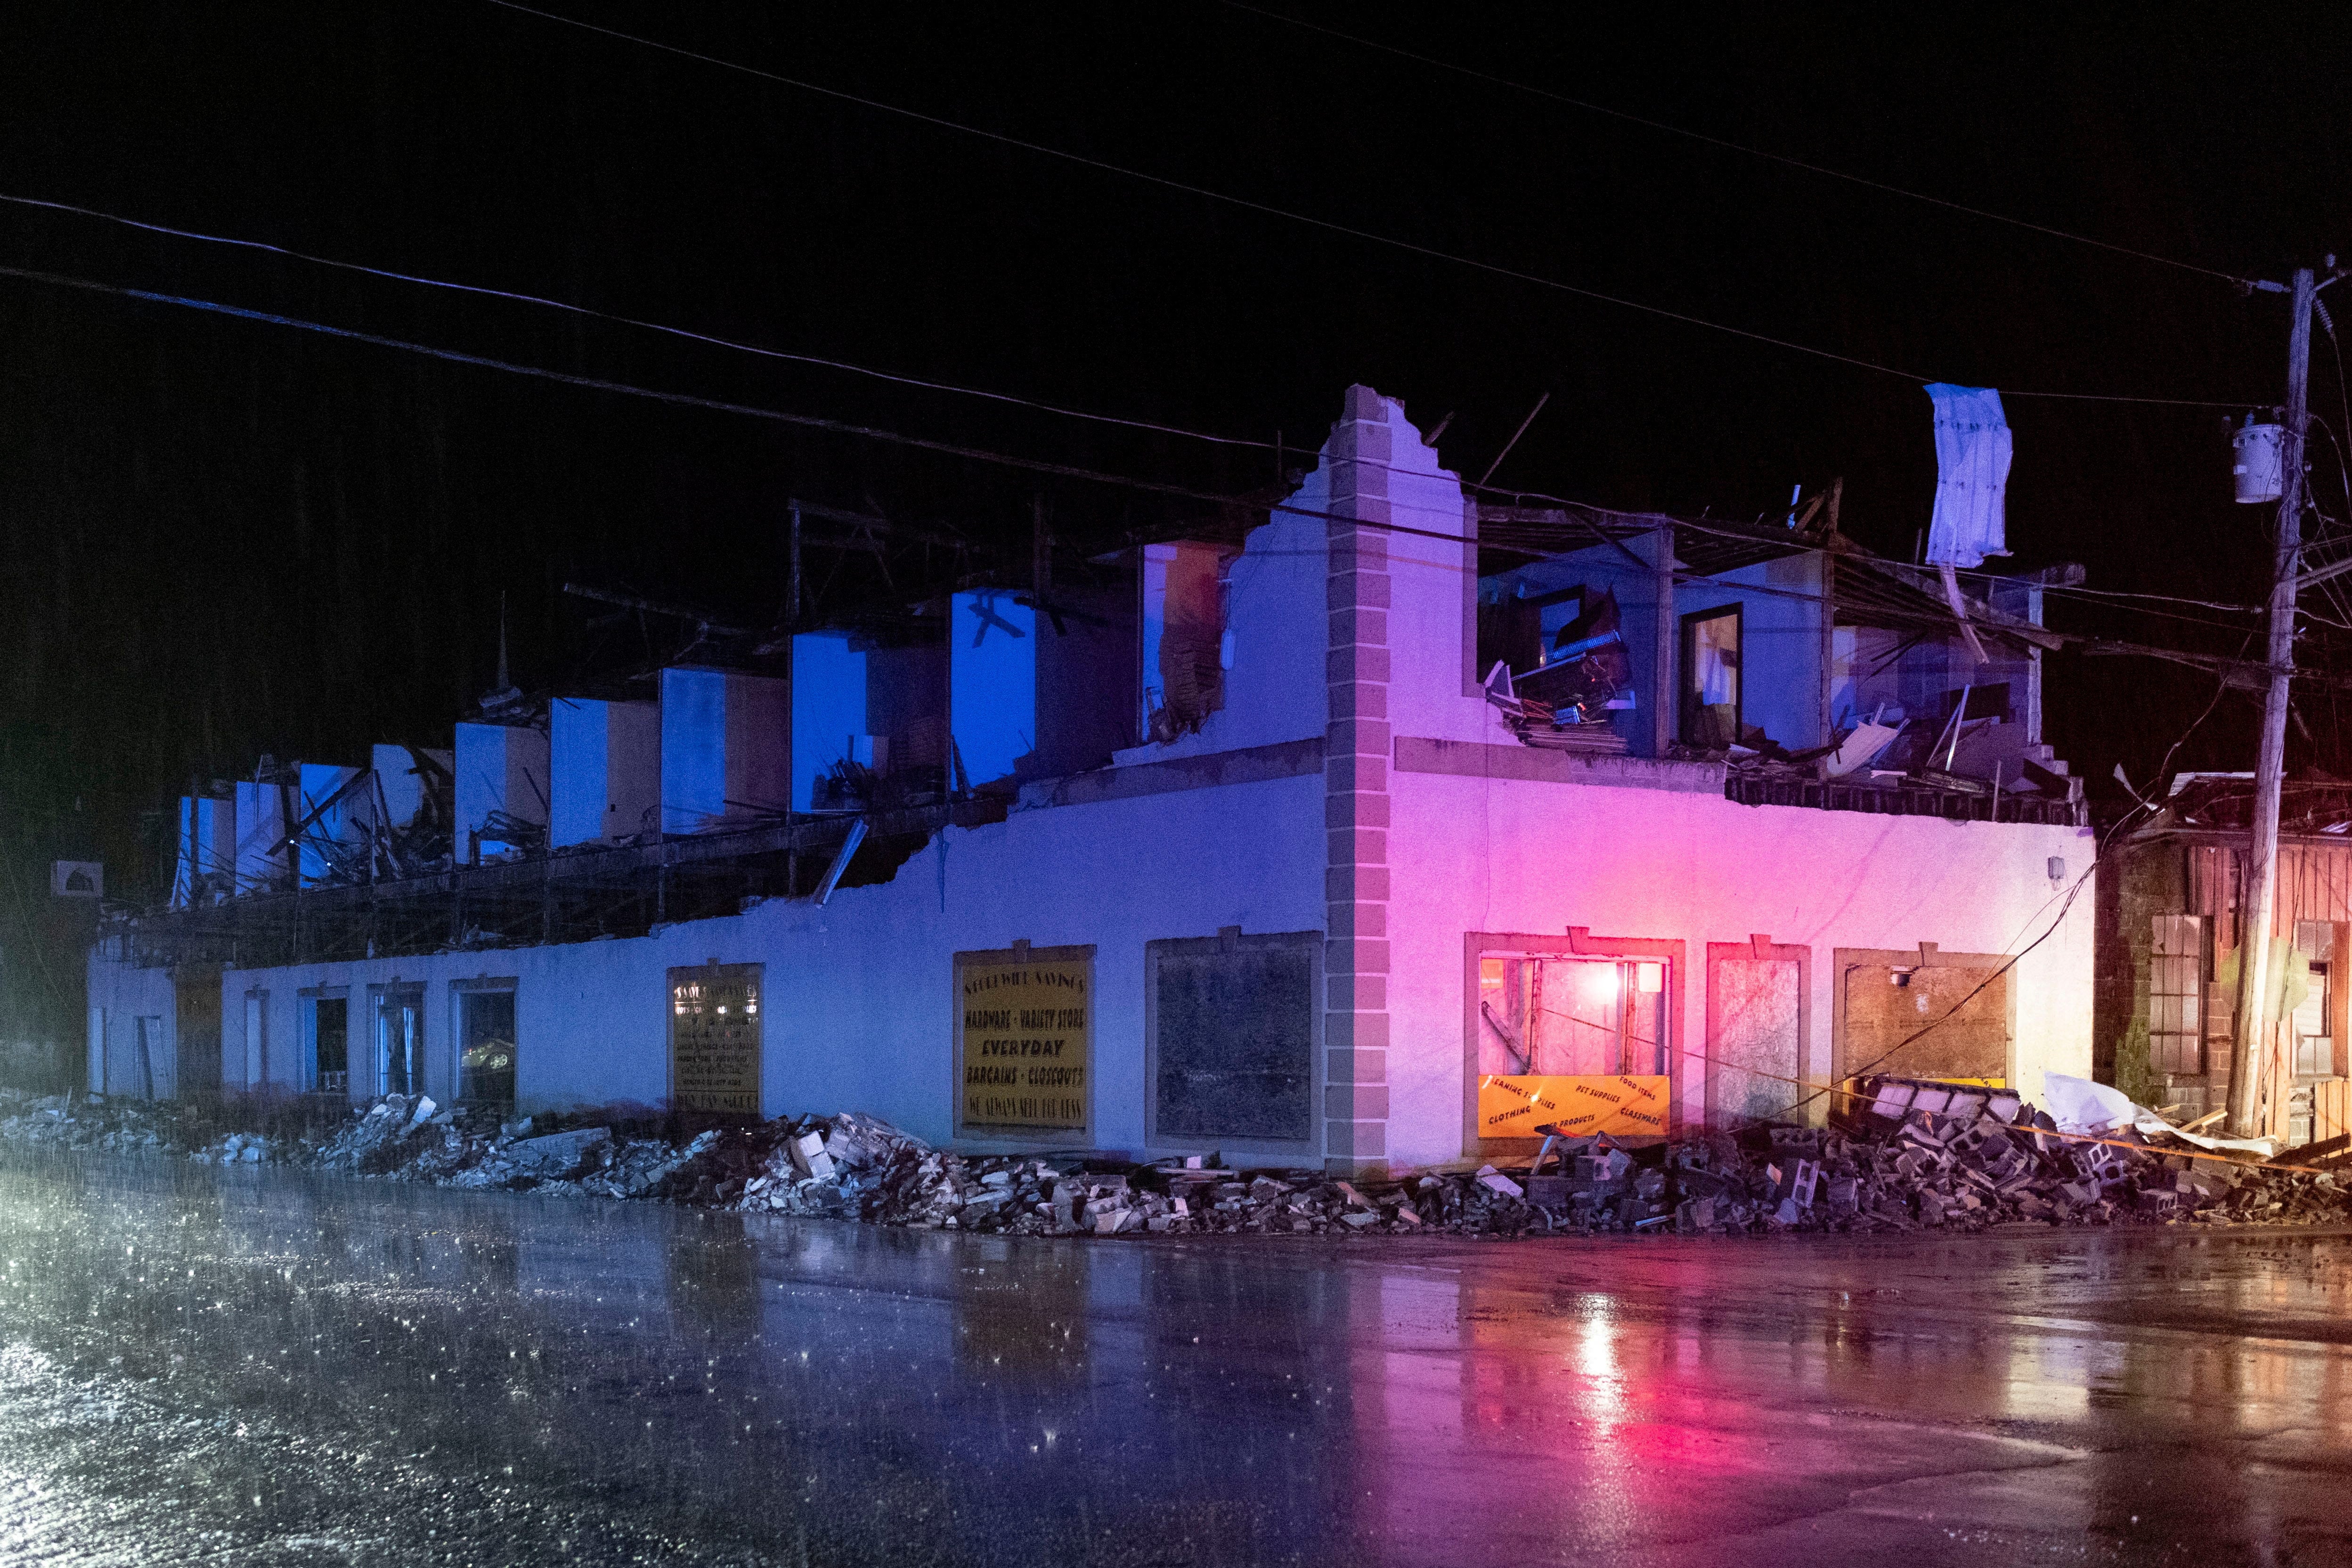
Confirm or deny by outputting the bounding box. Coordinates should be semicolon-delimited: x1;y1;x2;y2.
0;262;1375;527
1473;487;2279;631
478;1;2254;408
5;260;2313;686
1219;1;2247;289
0;190;1275;454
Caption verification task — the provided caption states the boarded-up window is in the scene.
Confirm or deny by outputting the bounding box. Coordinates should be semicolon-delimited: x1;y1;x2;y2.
1709;951;1802;1123
1148;931;1317;1149
2150;915;2205;1076
1836;955;2008;1084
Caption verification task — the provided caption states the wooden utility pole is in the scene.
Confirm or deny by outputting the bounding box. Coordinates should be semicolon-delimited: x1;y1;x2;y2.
2229;265;2316;1138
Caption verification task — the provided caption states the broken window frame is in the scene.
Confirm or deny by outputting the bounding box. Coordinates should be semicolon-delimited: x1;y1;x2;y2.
1460;929;1683;1152
371;983;426;1100
2148;914;2206;1077
1679;603;1743;747
2291;919;2344;1081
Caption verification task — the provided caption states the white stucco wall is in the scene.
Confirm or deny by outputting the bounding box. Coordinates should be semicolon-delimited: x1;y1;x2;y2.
85;386;2100;1176
194;769;1327;1152
1382;764;2095;1166
86;942;178;1099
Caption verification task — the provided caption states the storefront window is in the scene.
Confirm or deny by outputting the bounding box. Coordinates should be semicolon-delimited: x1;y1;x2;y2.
1478;955;1666;1077
458;989;517;1108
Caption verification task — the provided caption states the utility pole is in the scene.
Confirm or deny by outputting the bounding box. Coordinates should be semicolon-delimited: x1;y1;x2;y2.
2228;265;2316;1139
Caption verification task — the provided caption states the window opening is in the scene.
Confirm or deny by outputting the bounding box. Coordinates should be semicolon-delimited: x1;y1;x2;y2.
1680;605;1742;747
133;1016;160;1100
459;990;518;1109
243;991;267;1091
1478;955;1667;1077
2149;914;2206;1076
376;988;424;1097
306;996;349;1094
2294;920;2335;1079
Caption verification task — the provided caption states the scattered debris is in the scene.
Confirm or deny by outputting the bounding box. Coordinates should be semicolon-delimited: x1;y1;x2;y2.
7;1075;2351;1240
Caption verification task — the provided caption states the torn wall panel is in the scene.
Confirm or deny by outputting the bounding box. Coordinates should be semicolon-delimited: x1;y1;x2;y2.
454;723;550;864
658;667;789;835
551;699;659;846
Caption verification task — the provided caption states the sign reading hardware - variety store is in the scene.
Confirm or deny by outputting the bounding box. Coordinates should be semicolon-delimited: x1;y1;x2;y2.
955;945;1093;1135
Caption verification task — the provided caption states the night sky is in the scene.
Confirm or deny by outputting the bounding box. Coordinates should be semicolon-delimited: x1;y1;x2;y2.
5;2;2351;903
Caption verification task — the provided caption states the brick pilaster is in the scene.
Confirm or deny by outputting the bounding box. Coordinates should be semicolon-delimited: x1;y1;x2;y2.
1326;384;1392;1176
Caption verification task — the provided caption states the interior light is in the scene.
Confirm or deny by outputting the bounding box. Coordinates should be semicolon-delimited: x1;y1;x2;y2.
1584;964;1620;1001
1635;962;1663;994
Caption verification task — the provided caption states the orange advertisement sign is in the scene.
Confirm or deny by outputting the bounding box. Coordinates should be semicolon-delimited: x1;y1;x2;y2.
1478;1073;1670;1138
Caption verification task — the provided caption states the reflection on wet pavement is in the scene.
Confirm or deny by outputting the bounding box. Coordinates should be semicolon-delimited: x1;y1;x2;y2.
1;1151;2349;1565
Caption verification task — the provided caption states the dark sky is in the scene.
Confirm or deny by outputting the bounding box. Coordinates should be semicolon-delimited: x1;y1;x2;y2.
4;1;2350;897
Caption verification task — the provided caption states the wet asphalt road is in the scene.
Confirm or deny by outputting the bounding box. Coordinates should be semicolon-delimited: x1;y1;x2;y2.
1;1154;2350;1567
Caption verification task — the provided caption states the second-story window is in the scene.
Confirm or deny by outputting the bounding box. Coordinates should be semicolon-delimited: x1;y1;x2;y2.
1682;605;1742;746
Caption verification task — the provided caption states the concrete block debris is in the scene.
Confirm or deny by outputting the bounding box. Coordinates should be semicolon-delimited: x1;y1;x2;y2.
13;1070;2352;1243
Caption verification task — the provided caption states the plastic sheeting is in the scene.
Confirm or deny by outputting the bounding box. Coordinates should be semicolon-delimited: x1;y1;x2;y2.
1925;383;2012;569
2041;1071;2280;1159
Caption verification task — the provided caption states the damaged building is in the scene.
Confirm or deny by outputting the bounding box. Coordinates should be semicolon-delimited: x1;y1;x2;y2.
2099;775;2352;1149
89;385;2094;1173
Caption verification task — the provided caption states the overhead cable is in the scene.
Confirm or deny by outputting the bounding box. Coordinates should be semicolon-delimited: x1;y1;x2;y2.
478;1;2253;408
0;261;2310;685
1219;1;2248;288
0;190;1274;453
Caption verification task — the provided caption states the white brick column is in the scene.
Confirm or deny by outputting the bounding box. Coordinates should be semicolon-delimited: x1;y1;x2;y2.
1326;385;1392;1176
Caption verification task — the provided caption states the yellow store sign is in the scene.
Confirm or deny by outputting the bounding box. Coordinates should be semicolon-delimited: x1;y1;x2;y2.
1478;1073;1670;1139
954;945;1092;1134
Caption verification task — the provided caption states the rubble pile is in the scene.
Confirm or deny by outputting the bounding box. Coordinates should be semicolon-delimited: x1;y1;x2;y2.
1661;1078;2352;1234
0;1091;174;1153
7;1080;2351;1240
304;1093;718;1199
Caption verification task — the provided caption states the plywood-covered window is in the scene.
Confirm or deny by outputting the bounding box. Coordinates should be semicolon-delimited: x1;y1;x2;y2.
1707;940;1809;1125
1832;949;2010;1086
2149;914;2205;1076
1146;930;1318;1154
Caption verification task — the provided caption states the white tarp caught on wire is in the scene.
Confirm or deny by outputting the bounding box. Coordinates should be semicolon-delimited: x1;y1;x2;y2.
1924;383;2013;663
1925;383;2013;568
